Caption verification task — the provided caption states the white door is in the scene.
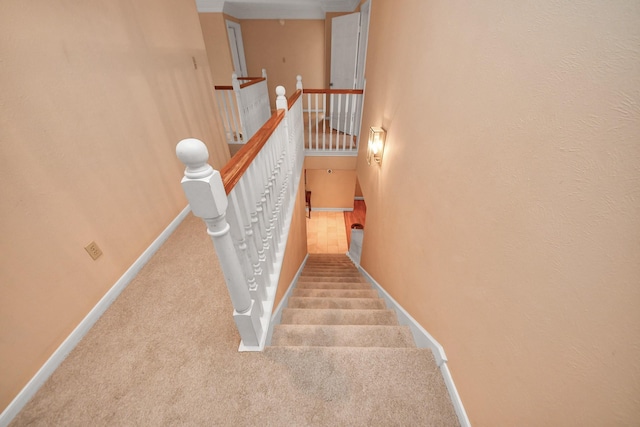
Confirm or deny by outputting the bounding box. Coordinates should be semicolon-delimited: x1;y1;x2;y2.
330;12;360;134
226;20;247;77
354;1;371;139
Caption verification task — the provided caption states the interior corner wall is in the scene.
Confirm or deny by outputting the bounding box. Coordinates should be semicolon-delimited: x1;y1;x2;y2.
240;19;325;107
357;0;640;425
198;12;236;86
274;173;308;309
0;0;230;412
305;169;356;210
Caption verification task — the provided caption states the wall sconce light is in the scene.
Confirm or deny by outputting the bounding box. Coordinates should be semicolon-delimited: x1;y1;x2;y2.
367;126;386;165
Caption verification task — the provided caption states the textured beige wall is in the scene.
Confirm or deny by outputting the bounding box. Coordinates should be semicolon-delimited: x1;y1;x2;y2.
357;0;640;425
241;19;325;107
198;13;236;86
305;169;356;210
274;174;308;309
0;0;229;412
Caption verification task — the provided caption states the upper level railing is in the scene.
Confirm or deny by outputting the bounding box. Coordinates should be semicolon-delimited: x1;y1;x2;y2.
297;76;364;156
214;69;271;146
176;85;303;351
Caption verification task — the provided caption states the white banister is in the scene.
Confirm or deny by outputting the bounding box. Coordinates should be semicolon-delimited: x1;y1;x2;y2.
297;75;364;156
176;84;305;352
175;139;262;346
215;71;271;147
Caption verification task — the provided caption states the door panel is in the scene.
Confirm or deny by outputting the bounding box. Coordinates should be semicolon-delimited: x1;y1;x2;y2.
330;13;360;134
226;20;247;77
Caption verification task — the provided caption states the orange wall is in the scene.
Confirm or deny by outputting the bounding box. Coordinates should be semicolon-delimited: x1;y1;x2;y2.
358;0;640;425
305;169;356;210
274;173;308;308
198;13;236;86
241;19;325;107
0;0;229;412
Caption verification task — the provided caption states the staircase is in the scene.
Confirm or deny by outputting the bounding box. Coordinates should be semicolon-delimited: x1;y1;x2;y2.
266;253;460;425
272;254;416;347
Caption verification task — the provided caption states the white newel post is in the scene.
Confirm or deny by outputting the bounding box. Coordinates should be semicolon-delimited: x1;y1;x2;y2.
296;75;303;91
175;138;262;347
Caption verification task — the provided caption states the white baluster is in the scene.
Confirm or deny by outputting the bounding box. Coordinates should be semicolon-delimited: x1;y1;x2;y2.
176;138;262;346
237;178;267;292
228;190;266;308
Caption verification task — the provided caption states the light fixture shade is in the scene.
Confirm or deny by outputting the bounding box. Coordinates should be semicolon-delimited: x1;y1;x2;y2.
367;127;386;165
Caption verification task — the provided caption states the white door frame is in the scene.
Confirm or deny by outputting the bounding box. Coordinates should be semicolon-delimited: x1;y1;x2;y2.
226;20;248;77
355;0;371;90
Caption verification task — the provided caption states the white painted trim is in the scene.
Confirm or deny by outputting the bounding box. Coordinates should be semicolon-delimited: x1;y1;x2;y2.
265;253;309;345
0;206;191;427
441;363;472;427
346;256;471;427
309;207;353;212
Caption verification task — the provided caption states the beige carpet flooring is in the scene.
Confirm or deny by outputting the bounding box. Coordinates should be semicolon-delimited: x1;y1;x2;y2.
11;214;458;426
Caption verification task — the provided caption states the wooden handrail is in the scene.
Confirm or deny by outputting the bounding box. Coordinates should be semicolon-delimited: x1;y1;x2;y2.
303;88;364;95
288;89;302;110
215;78;266;91
240;77;266;89
220;109;285;194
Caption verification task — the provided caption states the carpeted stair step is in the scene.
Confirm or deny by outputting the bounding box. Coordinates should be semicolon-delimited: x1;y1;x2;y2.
261;346;459;425
295;281;373;290
297;276;368;283
281;308;399;325
288;296;386;310
292;288;379;298
300;271;363;277
271;324;416;347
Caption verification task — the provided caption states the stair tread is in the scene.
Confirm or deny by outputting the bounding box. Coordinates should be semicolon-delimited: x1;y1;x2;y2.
271;324;416;348
292;289;379;299
296;282;373;290
297;276;368;283
281;308;399;325
288;296;386;310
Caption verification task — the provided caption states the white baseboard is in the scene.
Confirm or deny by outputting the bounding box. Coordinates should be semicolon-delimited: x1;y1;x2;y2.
441;363;472;427
348;254;470;427
265;253;309;345
0;206;191;427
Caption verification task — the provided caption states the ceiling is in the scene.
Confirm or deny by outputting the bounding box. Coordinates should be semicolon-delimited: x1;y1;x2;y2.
196;0;360;19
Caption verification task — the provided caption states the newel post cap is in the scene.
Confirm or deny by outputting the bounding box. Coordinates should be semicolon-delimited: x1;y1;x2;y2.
275;85;287;110
176;138;227;218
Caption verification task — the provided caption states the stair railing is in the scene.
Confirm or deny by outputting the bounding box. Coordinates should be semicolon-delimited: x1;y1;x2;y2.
176;85;304;351
214;69;271;146
297;75;364;156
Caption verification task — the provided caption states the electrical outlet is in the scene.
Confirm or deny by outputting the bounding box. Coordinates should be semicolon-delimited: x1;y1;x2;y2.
84;241;103;260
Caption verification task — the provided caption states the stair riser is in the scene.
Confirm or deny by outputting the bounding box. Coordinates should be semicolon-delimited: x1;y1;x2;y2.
288;297;386;310
281;309;399;326
295;282;373;290
292;289;379;299
271;325;416;348
297;276;368;283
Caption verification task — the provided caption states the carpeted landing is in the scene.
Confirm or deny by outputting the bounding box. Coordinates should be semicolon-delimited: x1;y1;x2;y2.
10;215;458;426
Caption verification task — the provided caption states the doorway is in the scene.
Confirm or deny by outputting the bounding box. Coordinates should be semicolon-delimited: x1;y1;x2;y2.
226;20;248;77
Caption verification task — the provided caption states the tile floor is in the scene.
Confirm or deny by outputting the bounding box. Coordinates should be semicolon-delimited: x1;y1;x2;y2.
306;211;348;254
